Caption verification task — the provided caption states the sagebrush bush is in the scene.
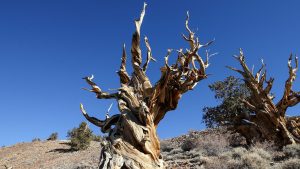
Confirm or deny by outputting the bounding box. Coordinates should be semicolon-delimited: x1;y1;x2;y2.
181;139;197;151
92;135;102;142
229;132;247;147
161;127;299;169
249;147;272;161
195;132;230;156
217;147;271;169
160;141;173;152
283;144;300;159
276;158;300;169
32;138;41;142
220;147;247;160
47;132;58;141
240;152;270;169
169;148;182;155
67;122;93;151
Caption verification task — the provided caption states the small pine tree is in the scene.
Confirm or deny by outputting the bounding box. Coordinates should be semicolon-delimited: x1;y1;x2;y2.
67;122;93;150
202;76;251;128
47;132;58;141
32;138;41;142
92;134;102;142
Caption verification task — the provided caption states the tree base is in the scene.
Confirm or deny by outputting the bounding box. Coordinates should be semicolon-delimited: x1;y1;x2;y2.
99;139;164;169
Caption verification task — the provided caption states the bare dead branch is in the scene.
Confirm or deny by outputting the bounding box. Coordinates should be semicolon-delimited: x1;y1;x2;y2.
151;12;213;125
143;36;156;72
229;50;300;145
82;75;119;99
277;54;300;114
164;49;173;69
117;44;130;84
131;2;147;68
182;11;195;49
226;66;245;75
205;50;217;68
80;103;120;133
80;103;103;127
255;59;265;82
264;77;274;94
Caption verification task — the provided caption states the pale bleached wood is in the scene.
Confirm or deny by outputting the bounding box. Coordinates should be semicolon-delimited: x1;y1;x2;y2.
229;50;300;146
81;3;212;168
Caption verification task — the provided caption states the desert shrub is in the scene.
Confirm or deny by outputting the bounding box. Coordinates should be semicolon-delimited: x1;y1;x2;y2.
204;156;240;169
272;151;286;162
47;132;58;141
92;135;102;142
195;132;230;156
231;147;248;159
276;158;300;169
160;141;173;152
229;132;247;147
67;122;93;151
181;139;197;151
249;147;272;161
220;147;247;160
32;138;41;142
254;140;278;151
218;147;271;169
169;148;182;155
239;152;270;169
283;144;300;159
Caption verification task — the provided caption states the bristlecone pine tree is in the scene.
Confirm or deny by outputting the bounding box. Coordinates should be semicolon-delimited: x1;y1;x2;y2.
80;3;213;169
228;49;300;146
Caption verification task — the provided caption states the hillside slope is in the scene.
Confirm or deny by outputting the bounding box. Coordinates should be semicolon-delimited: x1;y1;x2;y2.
0;141;100;169
1;128;299;169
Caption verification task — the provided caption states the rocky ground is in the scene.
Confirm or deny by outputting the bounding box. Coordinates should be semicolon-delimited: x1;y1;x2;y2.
0;140;100;169
1;128;299;169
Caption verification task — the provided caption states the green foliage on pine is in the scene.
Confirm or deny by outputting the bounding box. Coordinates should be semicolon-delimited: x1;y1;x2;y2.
203;76;251;128
67;122;93;151
32;138;41;142
47;132;58;141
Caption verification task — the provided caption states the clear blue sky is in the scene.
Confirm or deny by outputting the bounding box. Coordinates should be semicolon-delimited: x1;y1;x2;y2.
1;0;300;146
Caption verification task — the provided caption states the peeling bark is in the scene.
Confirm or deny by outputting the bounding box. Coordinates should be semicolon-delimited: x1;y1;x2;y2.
228;49;300;146
80;3;212;168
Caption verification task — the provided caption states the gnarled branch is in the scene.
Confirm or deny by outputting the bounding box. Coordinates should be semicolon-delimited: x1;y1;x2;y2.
277;54;299;115
82;75;119;99
143;36;156;72
151;11;214;125
131;2;147;69
117;44;130;85
80;104;120;133
228;50;300;145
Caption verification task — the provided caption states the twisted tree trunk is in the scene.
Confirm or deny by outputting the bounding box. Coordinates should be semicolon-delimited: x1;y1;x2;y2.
228;50;300;146
80;3;213;168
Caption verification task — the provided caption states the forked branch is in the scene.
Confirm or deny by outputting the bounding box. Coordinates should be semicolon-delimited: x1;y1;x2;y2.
226;49;278;112
277;54;300;114
143;36;156;72
80;103;120;133
151;11;214;124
